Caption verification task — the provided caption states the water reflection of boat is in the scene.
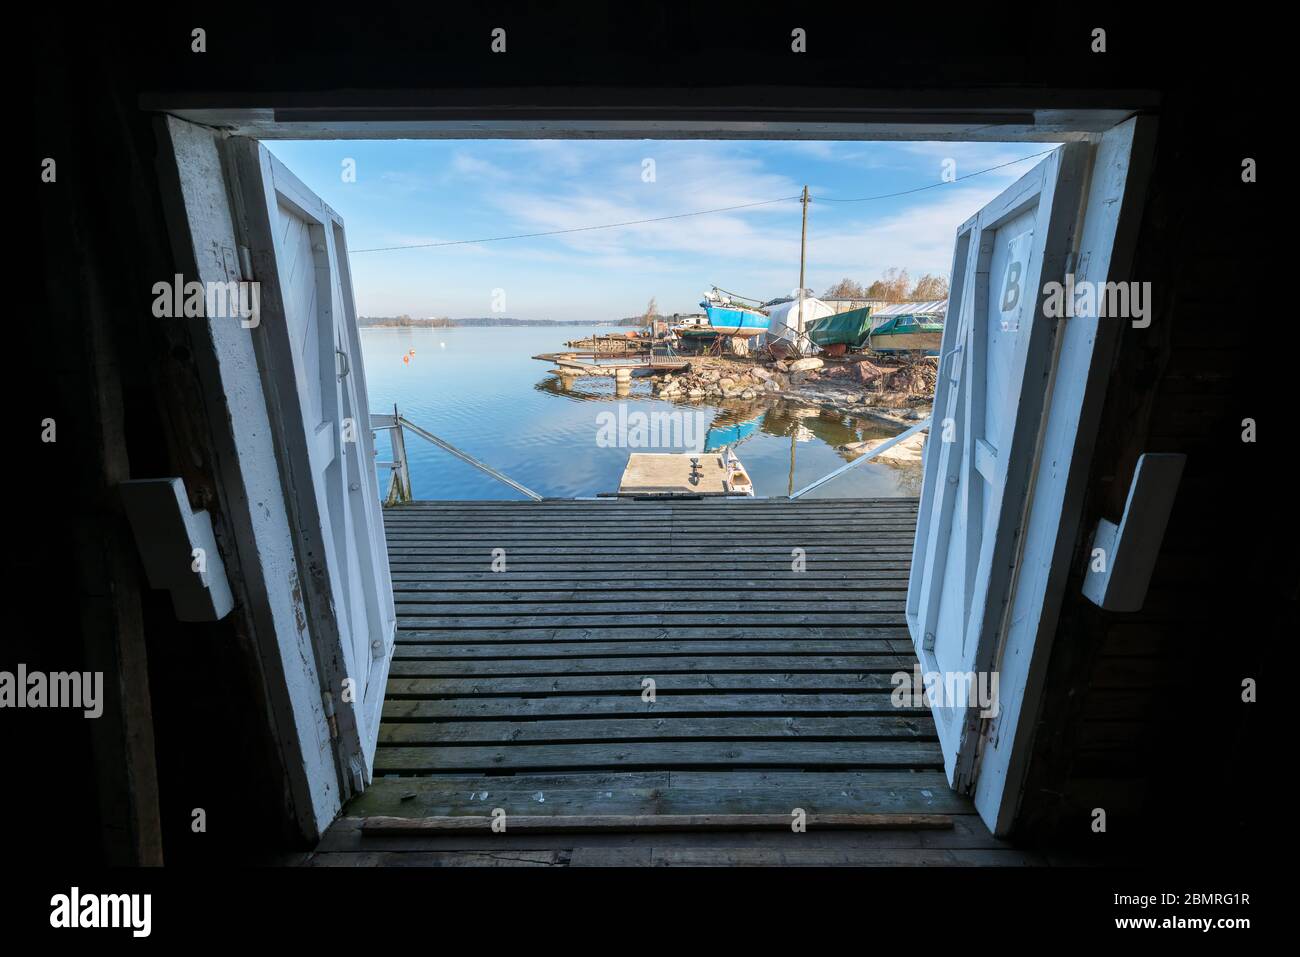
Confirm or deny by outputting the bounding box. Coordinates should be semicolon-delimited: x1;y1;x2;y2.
704;418;759;451
701;403;766;452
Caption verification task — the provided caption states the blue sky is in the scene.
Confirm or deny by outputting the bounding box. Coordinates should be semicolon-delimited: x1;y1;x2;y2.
266;139;1059;322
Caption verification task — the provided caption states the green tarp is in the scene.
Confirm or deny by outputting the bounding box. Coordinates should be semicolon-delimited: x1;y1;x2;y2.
869;314;945;338
806;306;873;348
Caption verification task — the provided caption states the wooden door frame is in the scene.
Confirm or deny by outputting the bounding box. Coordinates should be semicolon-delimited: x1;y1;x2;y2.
226;138;394;790
156;106;1156;840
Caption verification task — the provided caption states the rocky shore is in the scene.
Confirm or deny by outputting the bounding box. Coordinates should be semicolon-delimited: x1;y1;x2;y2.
650;354;937;428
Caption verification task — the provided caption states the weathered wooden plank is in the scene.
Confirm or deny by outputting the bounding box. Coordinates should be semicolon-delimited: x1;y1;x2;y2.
574;847;1041;866
384;515;920;523
306;850;567;866
343;772;970;819
361;769;950;790
395;613;908;629
373;740;943;773
392;588;905;602
314;817;1007;853
360;812;953;834
387;562;913;573
385;502;919;509
384;694;921;720
386;672;908;695
387;573;913;586
383;528;921;539
388;639;904;656
392;626;914;643
384;654;914;675
385;544;915;555
379;715;934;744
394;600;907;617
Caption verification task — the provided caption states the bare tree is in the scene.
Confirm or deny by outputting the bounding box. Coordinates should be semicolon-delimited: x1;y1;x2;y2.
643;297;657;327
823;278;868;299
866;268;911;301
910;274;950;300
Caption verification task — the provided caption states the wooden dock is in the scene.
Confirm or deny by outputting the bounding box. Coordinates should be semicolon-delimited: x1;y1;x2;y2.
311;498;1035;865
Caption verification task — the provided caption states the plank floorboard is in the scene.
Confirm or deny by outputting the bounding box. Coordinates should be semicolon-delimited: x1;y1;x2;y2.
314;498;1019;866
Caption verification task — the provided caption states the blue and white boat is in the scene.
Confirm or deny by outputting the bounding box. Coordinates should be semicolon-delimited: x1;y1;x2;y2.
685;288;770;338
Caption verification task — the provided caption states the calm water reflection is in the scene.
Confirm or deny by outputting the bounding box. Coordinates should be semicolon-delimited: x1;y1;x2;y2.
362;325;920;500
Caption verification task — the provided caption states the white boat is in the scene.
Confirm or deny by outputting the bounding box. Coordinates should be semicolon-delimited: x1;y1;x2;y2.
763;296;835;355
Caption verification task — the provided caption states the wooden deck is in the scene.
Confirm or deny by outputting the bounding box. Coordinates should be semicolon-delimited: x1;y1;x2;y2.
311;498;1036;865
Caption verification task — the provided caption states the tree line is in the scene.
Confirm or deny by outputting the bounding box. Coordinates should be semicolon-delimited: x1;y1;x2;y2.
822;269;949;302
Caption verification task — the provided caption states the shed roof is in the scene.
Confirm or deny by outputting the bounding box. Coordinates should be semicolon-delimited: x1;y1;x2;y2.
870;299;948;317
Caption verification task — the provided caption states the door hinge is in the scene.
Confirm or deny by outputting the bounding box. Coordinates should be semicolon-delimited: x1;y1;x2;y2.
321;690;338;740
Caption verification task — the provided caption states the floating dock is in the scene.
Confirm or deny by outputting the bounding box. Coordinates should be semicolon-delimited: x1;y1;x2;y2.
617;451;753;497
534;351;690;378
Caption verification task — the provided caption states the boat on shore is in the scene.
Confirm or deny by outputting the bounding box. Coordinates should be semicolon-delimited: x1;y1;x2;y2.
764;296;835;355
807;305;875;351
867;314;944;354
686;288;770;338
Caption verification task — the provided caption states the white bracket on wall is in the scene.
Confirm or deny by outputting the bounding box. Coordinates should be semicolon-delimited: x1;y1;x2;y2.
1082;453;1187;612
119;477;236;622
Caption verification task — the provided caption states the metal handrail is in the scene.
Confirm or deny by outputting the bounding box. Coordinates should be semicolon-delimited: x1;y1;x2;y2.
395;415;543;501
788;415;932;500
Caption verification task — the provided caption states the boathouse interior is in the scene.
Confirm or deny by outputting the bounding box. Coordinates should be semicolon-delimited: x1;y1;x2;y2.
23;9;1269;868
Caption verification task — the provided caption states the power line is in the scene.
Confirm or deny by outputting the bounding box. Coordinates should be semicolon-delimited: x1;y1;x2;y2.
349;195;801;253
813;147;1059;201
347;148;1059;254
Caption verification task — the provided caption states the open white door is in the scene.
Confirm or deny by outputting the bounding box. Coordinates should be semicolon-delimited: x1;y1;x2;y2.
907;144;1088;789
229;140;396;788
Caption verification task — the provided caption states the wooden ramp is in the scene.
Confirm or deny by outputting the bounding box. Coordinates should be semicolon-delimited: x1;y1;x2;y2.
310;499;1033;865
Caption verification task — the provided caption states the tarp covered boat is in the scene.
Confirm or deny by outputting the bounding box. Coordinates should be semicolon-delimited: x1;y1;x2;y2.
807;305;875;349
867;314;944;354
764;297;835;355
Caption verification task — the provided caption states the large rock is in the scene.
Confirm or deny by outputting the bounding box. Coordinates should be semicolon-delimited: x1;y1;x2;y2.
854;359;886;384
840;431;927;464
787;357;824;373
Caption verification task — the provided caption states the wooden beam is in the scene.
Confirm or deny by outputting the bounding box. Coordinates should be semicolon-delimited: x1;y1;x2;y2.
361;813;954;834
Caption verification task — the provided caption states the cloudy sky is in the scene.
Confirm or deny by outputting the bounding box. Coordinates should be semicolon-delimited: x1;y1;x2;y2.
265;138;1059;322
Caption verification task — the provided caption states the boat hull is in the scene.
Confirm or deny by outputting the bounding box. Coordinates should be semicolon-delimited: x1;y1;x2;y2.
701;304;770;337
868;330;943;354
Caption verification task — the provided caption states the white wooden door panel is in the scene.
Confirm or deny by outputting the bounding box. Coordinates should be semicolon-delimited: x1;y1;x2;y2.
907;145;1087;787
234;141;396;787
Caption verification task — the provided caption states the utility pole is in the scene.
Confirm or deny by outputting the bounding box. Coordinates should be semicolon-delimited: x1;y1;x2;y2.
797;185;810;349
